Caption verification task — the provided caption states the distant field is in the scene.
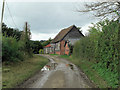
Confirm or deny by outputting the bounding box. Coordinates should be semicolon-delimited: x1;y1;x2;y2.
2;55;49;88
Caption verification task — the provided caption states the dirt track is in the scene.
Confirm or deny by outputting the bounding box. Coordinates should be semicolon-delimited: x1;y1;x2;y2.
18;54;95;88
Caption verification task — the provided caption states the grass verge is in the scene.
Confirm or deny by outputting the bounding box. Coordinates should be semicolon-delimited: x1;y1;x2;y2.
49;54;59;56
2;55;49;88
59;55;109;88
59;55;70;59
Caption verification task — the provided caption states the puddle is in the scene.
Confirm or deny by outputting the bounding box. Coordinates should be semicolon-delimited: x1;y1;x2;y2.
41;58;58;72
41;65;50;72
68;64;74;70
18;55;94;88
66;64;74;70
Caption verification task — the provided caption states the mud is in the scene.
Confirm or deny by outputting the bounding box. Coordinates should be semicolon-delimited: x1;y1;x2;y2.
17;54;96;88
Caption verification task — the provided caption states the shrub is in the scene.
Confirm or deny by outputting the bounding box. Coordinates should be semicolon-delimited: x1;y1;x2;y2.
2;36;24;62
39;49;44;54
73;19;119;88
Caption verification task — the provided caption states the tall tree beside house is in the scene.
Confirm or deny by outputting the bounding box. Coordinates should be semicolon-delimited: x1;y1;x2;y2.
21;22;32;56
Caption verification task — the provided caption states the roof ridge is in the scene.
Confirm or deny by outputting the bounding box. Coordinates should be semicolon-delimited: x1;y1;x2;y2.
51;25;76;43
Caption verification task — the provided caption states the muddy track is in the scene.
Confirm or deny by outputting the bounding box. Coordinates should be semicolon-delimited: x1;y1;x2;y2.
17;54;96;88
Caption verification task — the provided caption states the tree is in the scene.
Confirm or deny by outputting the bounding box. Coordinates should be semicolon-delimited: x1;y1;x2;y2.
78;1;120;20
41;38;52;47
30;40;43;54
78;2;120;64
2;23;22;41
21;22;32;56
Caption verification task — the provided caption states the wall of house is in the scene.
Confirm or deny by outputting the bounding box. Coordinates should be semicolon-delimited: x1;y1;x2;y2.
50;43;55;54
50;43;61;54
68;38;80;45
55;51;60;55
44;48;49;54
49;47;52;53
54;42;61;54
44;47;52;54
65;43;69;55
60;40;65;55
63;27;83;45
55;42;60;51
44;48;46;54
46;47;49;54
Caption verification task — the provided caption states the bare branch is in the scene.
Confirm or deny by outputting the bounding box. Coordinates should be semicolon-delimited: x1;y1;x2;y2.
77;2;120;20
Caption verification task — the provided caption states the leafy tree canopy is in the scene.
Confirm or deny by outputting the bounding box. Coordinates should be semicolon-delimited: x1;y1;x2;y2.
2;23;22;41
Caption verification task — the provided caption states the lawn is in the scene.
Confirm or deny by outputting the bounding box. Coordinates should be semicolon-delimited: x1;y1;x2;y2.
2;55;49;88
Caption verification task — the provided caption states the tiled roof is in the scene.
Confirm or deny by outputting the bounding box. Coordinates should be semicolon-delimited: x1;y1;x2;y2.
44;44;51;48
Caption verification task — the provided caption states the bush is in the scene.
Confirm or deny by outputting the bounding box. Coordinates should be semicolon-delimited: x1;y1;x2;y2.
73;36;95;60
73;19;119;88
2;36;24;62
39;49;44;54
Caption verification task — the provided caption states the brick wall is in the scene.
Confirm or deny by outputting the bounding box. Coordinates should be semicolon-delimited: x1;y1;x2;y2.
53;40;70;55
65;43;70;55
55;51;60;55
60;40;65;55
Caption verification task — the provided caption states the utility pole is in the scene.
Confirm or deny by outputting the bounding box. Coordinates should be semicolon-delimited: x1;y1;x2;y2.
0;0;5;89
0;0;5;33
118;3;120;89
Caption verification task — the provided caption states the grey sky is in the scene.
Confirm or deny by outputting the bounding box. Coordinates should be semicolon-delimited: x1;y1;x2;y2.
1;1;99;40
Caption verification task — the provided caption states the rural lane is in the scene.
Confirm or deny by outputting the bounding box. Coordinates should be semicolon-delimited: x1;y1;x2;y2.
18;54;95;88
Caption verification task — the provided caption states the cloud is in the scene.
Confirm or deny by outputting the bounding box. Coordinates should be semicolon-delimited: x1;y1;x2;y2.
81;20;98;35
3;2;99;40
6;0;113;2
81;23;93;35
31;32;56;41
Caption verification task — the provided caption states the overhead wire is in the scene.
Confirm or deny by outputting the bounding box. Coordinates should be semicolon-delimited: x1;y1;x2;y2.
5;1;20;29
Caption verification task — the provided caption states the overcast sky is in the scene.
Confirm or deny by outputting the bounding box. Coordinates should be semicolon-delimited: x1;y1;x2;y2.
0;1;99;41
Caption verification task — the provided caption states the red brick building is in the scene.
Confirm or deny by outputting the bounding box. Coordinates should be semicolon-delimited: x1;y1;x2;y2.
44;25;84;55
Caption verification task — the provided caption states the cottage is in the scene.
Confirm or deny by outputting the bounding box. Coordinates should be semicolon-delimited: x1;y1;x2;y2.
44;44;52;54
44;25;84;55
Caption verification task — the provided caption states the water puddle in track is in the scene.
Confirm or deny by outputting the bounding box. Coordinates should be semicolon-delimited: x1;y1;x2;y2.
26;55;92;88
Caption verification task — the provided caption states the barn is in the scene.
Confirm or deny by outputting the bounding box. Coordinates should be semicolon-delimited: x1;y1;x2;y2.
44;25;84;55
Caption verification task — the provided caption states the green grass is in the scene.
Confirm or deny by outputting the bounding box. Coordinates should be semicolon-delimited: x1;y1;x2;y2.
59;55;110;88
76;59;109;88
59;55;70;59
49;54;59;56
2;55;49;88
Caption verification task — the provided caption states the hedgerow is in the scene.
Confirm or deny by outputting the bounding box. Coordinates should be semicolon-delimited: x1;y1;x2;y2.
73;19;119;88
